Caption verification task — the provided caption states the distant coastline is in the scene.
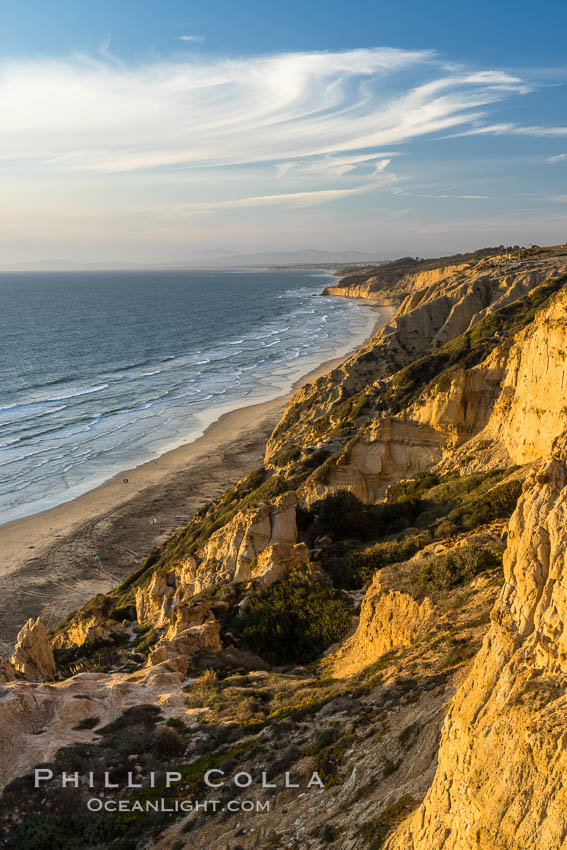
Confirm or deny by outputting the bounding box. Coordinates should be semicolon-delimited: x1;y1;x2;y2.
0;268;375;526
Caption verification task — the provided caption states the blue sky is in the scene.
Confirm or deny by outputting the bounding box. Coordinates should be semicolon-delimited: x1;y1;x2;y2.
1;0;566;263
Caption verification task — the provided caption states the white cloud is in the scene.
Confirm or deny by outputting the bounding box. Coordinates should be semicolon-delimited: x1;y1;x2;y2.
0;46;564;260
447;122;567;138
179;35;204;42
0;48;534;177
180;182;380;212
436;193;493;199
546;153;567;163
274;152;396;179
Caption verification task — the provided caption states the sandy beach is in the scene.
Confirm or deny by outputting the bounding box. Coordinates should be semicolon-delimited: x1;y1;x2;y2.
0;305;395;646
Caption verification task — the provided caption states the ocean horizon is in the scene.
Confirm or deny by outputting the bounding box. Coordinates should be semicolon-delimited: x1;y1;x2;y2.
0;268;376;525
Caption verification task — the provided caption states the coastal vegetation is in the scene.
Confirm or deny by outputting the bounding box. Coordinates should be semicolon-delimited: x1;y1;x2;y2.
238;577;353;664
6;247;567;849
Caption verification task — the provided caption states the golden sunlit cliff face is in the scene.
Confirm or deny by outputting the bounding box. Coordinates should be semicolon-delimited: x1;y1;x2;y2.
266;252;567;465
3;245;567;850
386;435;567;850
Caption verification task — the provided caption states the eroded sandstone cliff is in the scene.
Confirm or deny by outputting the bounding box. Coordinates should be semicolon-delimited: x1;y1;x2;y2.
3;246;567;850
386;434;567;849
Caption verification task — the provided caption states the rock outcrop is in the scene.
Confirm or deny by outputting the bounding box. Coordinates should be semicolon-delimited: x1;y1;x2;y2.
248;541;309;590
324;261;471;303
148;620;221;674
333;531;504;678
134;492;301;635
180;491;299;594
479;289;567;465
136;570;178;628
300;276;567;506
54;614;130;650
333;576;434;679
11;617;56;681
416;283;567;471
303;416;446;503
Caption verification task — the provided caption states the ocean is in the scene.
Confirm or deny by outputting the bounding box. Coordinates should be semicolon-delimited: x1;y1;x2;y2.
0;268;376;524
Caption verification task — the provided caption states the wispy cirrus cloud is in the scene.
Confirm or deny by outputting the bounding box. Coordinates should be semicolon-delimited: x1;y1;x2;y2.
178;182;383;213
179;35;204;42
546;153;567;163
1;46;565;260
274;152;396;178
0;48;534;177
446;122;567;138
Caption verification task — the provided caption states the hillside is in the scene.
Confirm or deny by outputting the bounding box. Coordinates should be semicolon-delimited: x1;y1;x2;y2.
2;245;567;849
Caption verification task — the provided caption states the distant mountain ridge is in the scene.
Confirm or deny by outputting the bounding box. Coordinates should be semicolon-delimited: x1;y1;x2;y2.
215;248;388;266
0;249;388;272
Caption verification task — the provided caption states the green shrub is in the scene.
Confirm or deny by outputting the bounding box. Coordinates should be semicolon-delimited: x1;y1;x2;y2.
311;733;352;787
240;577;353;664
312;448;345;484
386;472;441;503
72;716;100;731
184;678;222;710
446;479;522;530
271;444;302;467
6;817;86;850
311;489;373;539
314;747;343;788
301;447;331;470
439;638;475;670
302;726;340;756
320;824;338;843
97;704;162;736
134;624;158;656
386;469;521;536
55;645;125;677
240;467;268;491
359;795;417;849
152;727;186;757
397;722;420;750
345;533;430;588
307;489;423;542
383;757;401;777
329;392;370;433
414;544;501;592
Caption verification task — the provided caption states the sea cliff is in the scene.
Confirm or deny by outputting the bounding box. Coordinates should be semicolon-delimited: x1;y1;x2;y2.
3;244;567;850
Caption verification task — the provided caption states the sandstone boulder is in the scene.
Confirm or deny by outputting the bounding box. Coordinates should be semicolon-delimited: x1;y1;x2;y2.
11;617;56;681
53;613;129;649
148;620;221;675
164;599;212;640
250;541;309;590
